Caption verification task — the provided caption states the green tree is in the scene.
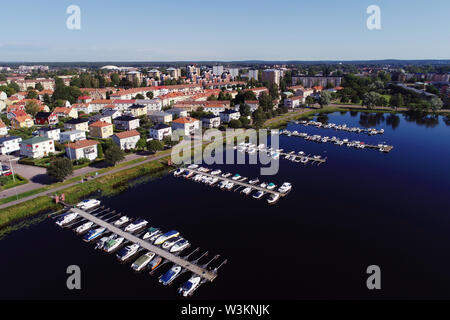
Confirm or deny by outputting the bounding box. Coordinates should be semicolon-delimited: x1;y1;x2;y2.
25;101;41;117
104;144;125;166
136;138;147;150
47;158;73;182
389;93;404;109
146;91;154;99
97;144;104;158
429;97;443;112
318;91;331;108
147;139;164;153
228;119;243;128
362;92;382;109
35;82;44;91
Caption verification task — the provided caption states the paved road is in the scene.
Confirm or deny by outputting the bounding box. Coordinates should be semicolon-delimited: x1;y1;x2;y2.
0;153;144;200
0;152;171;210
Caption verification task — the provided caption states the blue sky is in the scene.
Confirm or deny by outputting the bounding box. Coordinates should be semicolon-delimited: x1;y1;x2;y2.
0;0;449;61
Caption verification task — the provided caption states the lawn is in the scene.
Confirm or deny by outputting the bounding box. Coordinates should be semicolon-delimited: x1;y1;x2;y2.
0;174;28;190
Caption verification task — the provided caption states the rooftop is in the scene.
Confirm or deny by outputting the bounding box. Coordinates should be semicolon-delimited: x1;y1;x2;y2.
114;130;141;139
21;136;52;144
66;139;99;150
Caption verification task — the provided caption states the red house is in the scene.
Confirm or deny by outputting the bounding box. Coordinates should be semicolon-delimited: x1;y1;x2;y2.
35;112;58;125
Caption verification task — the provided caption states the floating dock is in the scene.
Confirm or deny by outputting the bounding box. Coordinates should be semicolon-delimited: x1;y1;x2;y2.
237;146;327;165
64;206;219;282
289;120;385;135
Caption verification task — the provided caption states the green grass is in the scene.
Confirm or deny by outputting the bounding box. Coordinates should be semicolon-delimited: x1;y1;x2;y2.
0;174;28;190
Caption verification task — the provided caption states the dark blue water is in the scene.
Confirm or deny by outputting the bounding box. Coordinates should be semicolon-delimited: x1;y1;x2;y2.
1;111;450;299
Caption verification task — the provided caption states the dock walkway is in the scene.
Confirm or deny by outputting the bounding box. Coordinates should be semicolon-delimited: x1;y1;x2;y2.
70;207;218;282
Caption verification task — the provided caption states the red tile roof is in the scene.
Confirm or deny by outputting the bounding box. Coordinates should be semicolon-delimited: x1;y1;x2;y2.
66;139;99;150
89;121;111;128
172;117;199;124
114;130;140;139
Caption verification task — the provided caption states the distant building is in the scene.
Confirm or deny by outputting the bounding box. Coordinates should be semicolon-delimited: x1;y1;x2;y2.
127;104;147;117
20;136;55;158
201;114;221;128
0;136;22;155
212;65;224;76
292;76;342;88
165;108;188;118
148;111;172;124
171;117;200;136
149;123;172;141
228;68;239;79
53;107;78;119
262;69;281;86
37;127;60;141
10;115;34;129
64;118;89;132
114;115;140;131
65;139;99;161
248;69;258;81
35;112;58;125
60;130;86;143
284;96;304;108
112;130;141;150
0;119;8;136
89;121;113;139
219;109;240;123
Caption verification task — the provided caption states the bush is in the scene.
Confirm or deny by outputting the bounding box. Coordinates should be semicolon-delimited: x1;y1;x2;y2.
47;158;74;182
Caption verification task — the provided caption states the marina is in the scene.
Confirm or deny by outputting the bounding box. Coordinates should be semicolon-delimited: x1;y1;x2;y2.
289;120;385;135
175;164;292;204
52;201;227;297
280;129;394;153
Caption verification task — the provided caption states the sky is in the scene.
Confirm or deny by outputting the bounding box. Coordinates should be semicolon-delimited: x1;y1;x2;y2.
0;0;449;62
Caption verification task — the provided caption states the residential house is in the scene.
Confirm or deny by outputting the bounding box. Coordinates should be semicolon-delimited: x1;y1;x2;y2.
72;103;92;114
244;100;259;112
101;109;122;120
60;130;86;143
201;114;221;128
53;107;78;119
37;127;60;141
127;104;147;117
135;99;162;112
64;118;90;132
219;109;240;123
171;117;200;136
114;115;140;131
284;96;304;108
65;139;99;161
35;112;58;125
149;123;172;140
165;108;188;118
19;136;55;158
148;111;172;124
0;119;8;136
11;115;34;129
89;121;113;139
112;130;141;150
0;136;22;155
89;114;112;124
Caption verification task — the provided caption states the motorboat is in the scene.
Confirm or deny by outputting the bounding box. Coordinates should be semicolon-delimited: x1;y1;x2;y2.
248;178;259;185
278;182;292;193
210;169;222;175
221;173;232;178
159;265;182;286
131;252;156;271
56;211;79;227
218;180;227;189
124;219;148;232
232;174;241;180
267;193;280;204
103;236;124;253
173;168;185;177
143;227;160;240
154;230;180;245
184;171;194;179
116;243;140;262
75;221;94;234
266;183;277;190
225;182;234;190
301;157;309;164
241;187;252;195
148;256;163;271
170;239;190;253
253;191;265;199
259;182;268;188
83;227;106;242
113;216;130;227
76;199;100;211
187;164;199;169
162;236;182;250
94;234;115;250
179;276;202;297
149;231;163;242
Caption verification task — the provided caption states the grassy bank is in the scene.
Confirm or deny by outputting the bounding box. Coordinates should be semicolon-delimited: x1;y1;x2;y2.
0;174;28;190
264;107;346;129
0;156;171;230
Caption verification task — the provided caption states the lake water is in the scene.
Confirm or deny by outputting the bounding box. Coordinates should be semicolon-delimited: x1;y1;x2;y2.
1;111;450;299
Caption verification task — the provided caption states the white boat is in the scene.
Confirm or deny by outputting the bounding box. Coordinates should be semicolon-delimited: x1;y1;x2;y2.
232;174;241;180
83;227;106;242
218;181;227;189
266;183;277;190
210;169;222;175
103;237;124;253
179;276;202;297
113;216;130;227
248;178;259;185
162;236;182;250
170;239;190;253
278;182;292;193
267;193;280;204
95;234;115;250
187;164;199;169
75;221;93;234
225;182;234;190
259;182;268;188
56;211;78;227
173;168;185;177
241;187;252;195
124;219;148;232
221;173;232;178
143;227;160;240
154;230;180;245
116;243;140;261
76;199;101;211
131;252;156;271
149;231;163;242
253;191;265;199
301;158;309;164
160;265;182;286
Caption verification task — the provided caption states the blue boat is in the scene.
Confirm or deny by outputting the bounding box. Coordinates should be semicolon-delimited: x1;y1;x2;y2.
83;227;106;242
159;265;182;285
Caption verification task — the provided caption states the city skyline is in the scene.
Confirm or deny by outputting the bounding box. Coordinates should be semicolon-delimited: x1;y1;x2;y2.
1;0;449;62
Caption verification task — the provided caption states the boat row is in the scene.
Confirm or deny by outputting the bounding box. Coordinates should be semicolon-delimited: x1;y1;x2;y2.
237;145;325;164
54;200;221;297
292;120;385;135
174;165;292;204
281;130;392;152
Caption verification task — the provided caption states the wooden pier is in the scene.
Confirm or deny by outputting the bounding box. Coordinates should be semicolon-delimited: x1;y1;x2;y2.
184;168;288;198
68;207;218;282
